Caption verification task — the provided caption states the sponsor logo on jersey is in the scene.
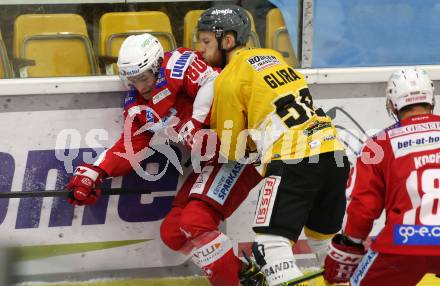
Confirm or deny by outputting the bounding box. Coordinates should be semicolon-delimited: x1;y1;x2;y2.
152;88;172;104
410;115;430;122
192;242;222;266
323;135;336;142
207;162;245;205
254;176;281;227
390;131;440;158
192;233;231;268
303;121;332;136
170;51;193;79
388;122;440;138
263;67;301;89
190;166;214;195
394;224;440;245
247;55;281;72
414;151;440;169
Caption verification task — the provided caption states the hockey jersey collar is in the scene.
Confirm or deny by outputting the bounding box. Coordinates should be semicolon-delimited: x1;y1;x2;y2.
401;113;438;126
229;47;251;62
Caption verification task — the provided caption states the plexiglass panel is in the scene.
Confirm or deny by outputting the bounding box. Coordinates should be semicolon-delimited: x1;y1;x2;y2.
313;0;440;68
0;0;300;79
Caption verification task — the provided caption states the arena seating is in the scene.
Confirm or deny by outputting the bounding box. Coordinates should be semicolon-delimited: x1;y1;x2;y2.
0;29;12;78
13;13;98;77
266;8;298;67
99;11;177;75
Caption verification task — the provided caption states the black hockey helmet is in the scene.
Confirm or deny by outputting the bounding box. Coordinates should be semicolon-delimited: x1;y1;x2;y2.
197;5;251;46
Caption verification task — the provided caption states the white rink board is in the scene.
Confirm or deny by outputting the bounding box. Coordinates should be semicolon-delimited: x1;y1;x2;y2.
0;108;189;275
0;72;439;276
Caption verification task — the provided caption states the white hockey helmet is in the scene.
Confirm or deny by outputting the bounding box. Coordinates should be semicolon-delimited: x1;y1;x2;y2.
386;67;435;114
117;33;164;81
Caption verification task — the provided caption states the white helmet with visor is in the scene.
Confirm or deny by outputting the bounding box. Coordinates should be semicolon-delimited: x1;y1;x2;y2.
117;33;164;84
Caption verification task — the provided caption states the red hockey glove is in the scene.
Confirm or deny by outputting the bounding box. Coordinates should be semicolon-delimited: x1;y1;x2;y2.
324;234;366;284
66;164;107;206
177;118;205;151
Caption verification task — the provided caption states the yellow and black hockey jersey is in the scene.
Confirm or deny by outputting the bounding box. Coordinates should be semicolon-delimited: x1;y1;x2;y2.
210;48;344;162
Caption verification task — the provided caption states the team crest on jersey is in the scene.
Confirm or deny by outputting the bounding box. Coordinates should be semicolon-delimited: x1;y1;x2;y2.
169;51;194;79
146;107;155;123
124;88;137;108
155;67;167;88
247;55;281;72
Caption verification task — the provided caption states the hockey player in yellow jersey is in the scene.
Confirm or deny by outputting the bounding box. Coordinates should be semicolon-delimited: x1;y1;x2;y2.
197;5;350;286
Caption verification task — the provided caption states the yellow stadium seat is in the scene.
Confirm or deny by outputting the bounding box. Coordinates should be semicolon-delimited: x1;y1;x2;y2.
246;11;261;48
183;10;203;50
13;14;98;78
183;9;261;51
0;30;13;78
99;11;177;75
266;8;298;67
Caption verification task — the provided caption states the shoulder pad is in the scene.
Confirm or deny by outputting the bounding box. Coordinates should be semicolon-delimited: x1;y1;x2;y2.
166;49;196;79
123;88;137;108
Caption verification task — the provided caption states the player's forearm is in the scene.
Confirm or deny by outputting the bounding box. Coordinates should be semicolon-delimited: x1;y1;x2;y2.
94;131;151;178
343;211;375;241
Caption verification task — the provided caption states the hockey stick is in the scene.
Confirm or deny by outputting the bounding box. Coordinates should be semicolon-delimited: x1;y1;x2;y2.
0;188;152;199
284;268;324;285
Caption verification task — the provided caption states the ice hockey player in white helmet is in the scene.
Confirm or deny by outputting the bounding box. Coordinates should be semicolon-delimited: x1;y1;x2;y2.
386;67;435;121
66;32;266;286
324;67;440;285
117;33;164;98
66;31;222;205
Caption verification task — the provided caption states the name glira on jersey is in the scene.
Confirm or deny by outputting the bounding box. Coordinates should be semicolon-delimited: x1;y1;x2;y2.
263;67;301;89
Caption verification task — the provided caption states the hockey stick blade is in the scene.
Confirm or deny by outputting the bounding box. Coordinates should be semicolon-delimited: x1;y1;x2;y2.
0;188;152;199
284;269;324;285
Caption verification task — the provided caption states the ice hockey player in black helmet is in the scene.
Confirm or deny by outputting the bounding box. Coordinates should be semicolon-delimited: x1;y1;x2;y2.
197;4;349;286
197;5;251;67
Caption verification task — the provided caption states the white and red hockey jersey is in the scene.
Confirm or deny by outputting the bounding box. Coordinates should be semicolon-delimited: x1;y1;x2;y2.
344;113;440;255
94;47;219;177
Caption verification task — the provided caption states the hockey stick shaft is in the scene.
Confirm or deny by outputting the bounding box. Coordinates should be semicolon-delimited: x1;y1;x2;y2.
0;188;152;199
285;269;324;285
